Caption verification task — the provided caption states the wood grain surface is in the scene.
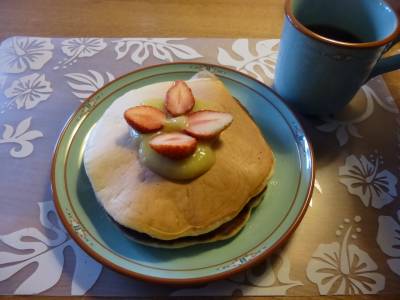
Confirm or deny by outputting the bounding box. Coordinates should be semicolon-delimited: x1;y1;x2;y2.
0;1;400;299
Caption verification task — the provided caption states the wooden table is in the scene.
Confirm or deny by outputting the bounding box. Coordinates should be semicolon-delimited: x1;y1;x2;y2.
1;1;399;299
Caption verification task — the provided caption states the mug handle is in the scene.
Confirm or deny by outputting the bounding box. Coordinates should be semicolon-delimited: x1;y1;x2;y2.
368;35;400;79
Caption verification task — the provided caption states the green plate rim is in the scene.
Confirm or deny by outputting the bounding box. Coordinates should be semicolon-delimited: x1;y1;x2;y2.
51;62;315;285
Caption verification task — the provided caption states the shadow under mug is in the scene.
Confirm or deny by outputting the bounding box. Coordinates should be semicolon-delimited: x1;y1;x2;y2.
274;0;400;116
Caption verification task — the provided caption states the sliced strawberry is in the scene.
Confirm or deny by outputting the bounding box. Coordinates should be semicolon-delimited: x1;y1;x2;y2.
124;105;166;133
185;110;233;139
149;133;197;159
165;80;195;116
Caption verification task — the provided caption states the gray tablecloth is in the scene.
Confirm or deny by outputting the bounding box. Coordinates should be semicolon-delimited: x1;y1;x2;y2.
0;37;399;296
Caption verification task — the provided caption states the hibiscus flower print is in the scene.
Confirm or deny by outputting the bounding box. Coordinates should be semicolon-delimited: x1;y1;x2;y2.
339;154;397;209
113;38;202;65
377;210;400;276
54;38;107;70
0;37;54;73
307;218;385;295
4;73;52;110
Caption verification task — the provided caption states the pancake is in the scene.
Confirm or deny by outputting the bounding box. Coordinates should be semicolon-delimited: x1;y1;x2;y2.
117;189;265;248
83;73;275;242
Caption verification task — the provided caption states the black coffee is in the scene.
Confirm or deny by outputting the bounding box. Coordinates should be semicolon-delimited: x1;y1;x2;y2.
306;24;363;43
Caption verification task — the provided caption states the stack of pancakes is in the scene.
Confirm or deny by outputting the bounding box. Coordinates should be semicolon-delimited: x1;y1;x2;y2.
83;73;275;248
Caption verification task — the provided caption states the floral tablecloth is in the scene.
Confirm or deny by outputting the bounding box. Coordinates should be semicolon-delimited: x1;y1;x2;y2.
0;37;399;296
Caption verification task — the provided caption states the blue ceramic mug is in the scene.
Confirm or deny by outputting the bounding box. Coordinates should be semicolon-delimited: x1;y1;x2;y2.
274;0;400;115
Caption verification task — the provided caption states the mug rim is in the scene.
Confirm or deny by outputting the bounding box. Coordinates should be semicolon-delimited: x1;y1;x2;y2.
285;0;400;48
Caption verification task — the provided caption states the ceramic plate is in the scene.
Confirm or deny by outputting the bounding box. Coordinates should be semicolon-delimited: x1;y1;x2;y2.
51;63;314;284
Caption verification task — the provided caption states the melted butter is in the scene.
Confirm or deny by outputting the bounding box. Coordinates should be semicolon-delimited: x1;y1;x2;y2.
140;98;164;110
139;137;215;180
131;98;217;181
193;99;213;111
164;116;188;132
